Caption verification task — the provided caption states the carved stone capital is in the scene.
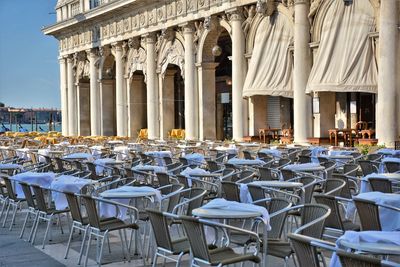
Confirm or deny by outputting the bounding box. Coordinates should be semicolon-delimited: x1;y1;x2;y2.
227;8;244;22
294;0;309;5
180;22;196;34
142;33;157;44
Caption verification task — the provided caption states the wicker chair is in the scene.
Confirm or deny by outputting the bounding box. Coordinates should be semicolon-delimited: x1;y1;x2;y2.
180;215;261;266
299;155;312;164
353;198;382;231
368;178;392;193
258;166;279;181
243;150;254;160
30;184;70;249
1;175;26;230
18;181;38;241
323;178;346;196
221;181;241;202
337;250;382;267
314;194;360;237
359;160;379;176
384;161;400;173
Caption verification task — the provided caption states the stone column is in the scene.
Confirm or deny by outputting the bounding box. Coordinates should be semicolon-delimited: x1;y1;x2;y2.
230;10;246;141
293;0;312;144
182;24;198;140
59;56;68;136
112;42;128;136
87;49;101;136
67;56;78;136
145;34;160;139
376;0;398;147
197;62;219;140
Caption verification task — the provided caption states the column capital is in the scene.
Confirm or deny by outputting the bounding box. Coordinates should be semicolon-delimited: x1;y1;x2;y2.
66;54;75;64
86;48;100;58
58;56;67;63
226;7;244;22
142;33;157;44
294;0;310;6
179;22;196;34
195;62;219;69
111;41;123;51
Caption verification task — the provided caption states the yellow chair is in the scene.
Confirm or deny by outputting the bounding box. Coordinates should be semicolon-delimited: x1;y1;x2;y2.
138;129;148;140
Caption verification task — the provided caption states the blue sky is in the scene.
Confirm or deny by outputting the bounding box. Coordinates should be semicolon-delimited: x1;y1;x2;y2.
0;0;60;108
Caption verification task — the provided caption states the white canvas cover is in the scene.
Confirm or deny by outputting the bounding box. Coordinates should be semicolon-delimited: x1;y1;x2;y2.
243;13;294;98
306;0;377;93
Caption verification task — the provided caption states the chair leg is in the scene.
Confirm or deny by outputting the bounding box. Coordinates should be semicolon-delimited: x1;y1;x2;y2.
97;232;107;267
118;229;127;260
0;199;7;220
19;211;31;239
84;230;93;267
78;226;89;265
28;212;39;243
42;215;53;249
2;201;11;227
9;202;19;231
64;223;75;259
152;251;158;267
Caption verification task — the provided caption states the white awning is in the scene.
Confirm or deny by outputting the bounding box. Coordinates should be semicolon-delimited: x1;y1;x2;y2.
243;13;293;98
306;0;377;94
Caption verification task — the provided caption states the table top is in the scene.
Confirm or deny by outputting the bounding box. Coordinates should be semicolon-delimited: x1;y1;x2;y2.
192;207;261;219
100;190;156;199
283;163;325;172
250;181;303;188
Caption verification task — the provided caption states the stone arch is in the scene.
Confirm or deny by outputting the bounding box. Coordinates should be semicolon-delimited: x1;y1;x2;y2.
157;30;185;78
246;4;294;55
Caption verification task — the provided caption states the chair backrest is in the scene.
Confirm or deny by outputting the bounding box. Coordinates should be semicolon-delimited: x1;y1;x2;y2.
258;167;275;181
157;172;171;194
299;177;317;204
299;155;311;164
267;198;292;239
163;157;173;166
288;233;321;267
321;161;336;179
30;184;49;213
64;191;85;223
207;160;222;173
221;181;240;202
281;169;295;181
331;174;352;199
186;188;206;215
353;198;381;231
317;157;328;164
1;175;18;200
80;195;101;229
300;149;312;156
299;204;330;239
167;162;183;175
86;162;100;180
343;163;358;177
365;154;382;162
278;158;291;167
146;209;174;251
337;250;381;267
19;182;36;209
323;178;345;197
314;194;344;230
237;170;255;183
180;216;211;263
368;178;392;193
247;184;265;202
243;150;253;160
358;160;378;176
42;156;54;172
54;157;66;173
384;162;400;173
164;184;183;213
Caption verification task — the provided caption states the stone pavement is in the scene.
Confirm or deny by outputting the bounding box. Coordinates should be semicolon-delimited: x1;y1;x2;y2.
0;210;298;267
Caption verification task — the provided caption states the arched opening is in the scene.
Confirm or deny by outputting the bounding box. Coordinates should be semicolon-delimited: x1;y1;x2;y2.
215;31;232;140
100;54;117;136
128;70;147;137
161;64;185;137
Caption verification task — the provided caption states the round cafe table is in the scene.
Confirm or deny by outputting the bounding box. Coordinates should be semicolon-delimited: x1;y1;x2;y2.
283;163;325;172
250;180;303;189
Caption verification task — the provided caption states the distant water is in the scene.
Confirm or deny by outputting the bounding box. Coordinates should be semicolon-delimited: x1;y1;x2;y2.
2;123;61;133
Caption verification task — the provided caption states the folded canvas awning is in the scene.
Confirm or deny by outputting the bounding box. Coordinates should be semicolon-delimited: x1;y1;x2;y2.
243;13;293;98
306;0;377;94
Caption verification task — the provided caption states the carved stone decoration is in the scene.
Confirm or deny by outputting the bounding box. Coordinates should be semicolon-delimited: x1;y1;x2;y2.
158;35;185;79
74;52;90;82
126;46;147;82
256;0;266;14
193;21;205;49
308;0;322;26
265;0;277;17
156;28;175;52
177;0;183;14
187;0;195;12
204;16;212;30
242;5;256;36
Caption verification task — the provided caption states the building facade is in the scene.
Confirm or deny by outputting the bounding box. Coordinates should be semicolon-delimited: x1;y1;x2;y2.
44;0;400;146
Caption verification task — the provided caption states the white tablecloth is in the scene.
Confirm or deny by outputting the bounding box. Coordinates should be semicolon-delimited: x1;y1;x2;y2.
360;172;400;193
11;171;55;198
144;151;172;166
38;148;50;162
113;146;130;161
50;175;93;210
90;145;105;159
132;164;167;173
180;167;210;186
64;153;94;161
346;192;400;231
100;186;161;220
283;163;322;172
377;148;400;157
227;158;265;166
93;158;115;175
184;153;205;166
16;148;31;160
0;163;23;170
201;198;270;229
215;146;238;155
328;150;354;156
330;231;400;267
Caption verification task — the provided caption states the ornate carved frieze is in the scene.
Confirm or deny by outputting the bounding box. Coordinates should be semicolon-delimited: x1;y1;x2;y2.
57;0;245;55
